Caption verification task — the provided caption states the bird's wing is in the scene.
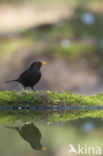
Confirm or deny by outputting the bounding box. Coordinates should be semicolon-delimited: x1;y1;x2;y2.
19;70;32;81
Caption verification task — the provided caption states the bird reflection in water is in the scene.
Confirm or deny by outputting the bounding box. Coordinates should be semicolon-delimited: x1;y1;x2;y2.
6;123;47;150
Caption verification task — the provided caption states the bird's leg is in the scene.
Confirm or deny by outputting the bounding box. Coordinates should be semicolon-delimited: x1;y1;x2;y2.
31;86;35;91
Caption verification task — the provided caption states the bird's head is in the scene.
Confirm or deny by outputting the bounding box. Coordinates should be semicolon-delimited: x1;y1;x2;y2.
29;61;47;69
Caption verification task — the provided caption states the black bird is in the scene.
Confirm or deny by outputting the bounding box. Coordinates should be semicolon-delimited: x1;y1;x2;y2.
6;61;47;90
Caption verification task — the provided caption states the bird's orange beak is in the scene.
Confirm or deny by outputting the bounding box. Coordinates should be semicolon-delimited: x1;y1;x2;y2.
41;62;47;66
41;146;47;150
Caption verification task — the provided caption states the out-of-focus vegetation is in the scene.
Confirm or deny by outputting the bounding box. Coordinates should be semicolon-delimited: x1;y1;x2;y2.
22;4;103;67
0;0;77;5
1;0;103;68
0;0;103;93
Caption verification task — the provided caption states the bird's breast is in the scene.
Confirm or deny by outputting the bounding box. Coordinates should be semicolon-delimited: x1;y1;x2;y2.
31;70;41;82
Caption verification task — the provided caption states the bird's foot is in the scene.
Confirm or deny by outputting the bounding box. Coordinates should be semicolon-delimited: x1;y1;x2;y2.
31;86;36;91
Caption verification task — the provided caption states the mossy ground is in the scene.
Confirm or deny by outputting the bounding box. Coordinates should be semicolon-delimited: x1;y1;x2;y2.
0;91;103;124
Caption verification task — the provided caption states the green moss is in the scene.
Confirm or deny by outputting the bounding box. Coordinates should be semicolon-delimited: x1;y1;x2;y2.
0;91;103;124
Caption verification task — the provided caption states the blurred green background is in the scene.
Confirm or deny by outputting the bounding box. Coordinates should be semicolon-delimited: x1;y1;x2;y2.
0;0;103;155
1;0;103;94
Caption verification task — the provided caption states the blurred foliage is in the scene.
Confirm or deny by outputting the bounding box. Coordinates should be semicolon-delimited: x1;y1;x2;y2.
20;2;103;67
0;0;78;5
1;0;103;68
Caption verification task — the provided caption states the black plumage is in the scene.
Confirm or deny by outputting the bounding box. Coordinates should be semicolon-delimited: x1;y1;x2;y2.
6;61;46;90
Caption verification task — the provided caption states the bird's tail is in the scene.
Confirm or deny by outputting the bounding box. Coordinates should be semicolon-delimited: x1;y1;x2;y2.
5;79;18;83
5;126;19;131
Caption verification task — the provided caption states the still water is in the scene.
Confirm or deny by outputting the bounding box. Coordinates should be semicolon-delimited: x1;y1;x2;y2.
0;118;103;156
